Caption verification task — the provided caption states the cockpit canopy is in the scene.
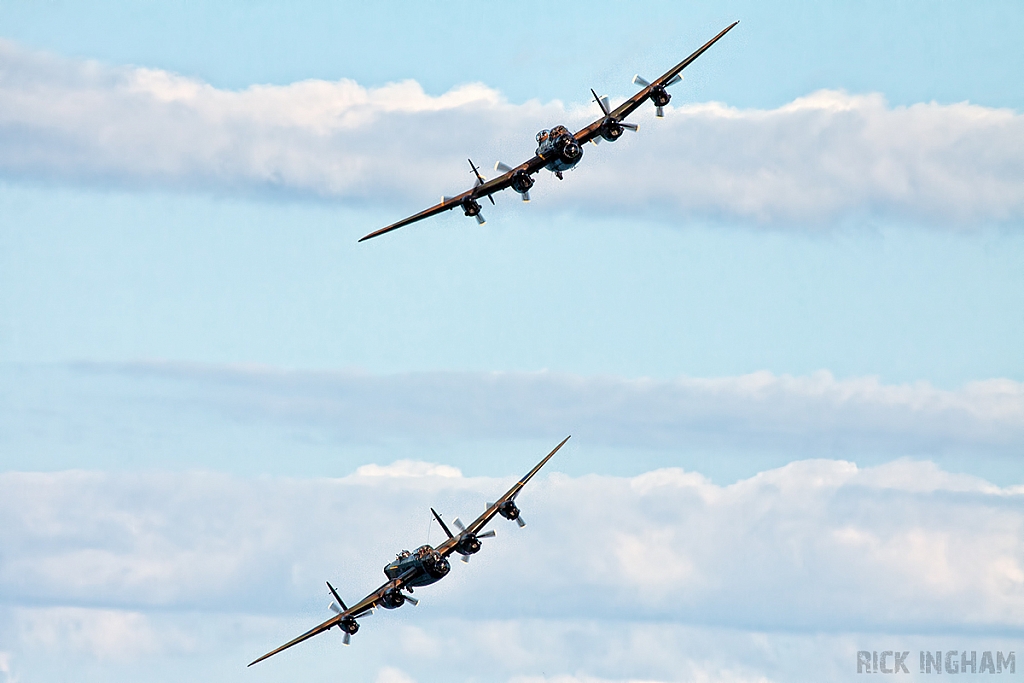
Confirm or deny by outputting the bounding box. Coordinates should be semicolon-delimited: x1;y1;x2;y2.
538;125;572;144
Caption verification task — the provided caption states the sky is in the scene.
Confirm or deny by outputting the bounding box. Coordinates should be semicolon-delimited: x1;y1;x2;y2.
1;1;1023;682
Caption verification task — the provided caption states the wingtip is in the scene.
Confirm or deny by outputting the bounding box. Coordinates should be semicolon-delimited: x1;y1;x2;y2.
358;227;389;242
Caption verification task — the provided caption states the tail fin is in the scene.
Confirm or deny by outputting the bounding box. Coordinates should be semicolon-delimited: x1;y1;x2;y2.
326;581;347;611
430;507;455;539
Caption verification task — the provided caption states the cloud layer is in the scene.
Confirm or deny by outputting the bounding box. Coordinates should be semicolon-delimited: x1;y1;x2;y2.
2;41;1023;226
0;461;1022;681
116;363;1024;454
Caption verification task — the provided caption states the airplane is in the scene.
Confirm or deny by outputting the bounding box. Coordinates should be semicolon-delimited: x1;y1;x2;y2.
247;435;570;667
358;21;738;242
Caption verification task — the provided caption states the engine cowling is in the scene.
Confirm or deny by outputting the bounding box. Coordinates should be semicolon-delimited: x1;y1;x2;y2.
510;170;535;195
461;197;482;217
455;534;482;556
380;588;406;609
599;118;624;142
497;500;520;521
339;617;359;635
650;84;671;108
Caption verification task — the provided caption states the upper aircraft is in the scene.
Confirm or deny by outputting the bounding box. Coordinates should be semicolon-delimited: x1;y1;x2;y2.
247;436;570;667
358;22;738;242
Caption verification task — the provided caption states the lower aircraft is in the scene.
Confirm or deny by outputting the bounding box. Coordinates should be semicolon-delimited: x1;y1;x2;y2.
358;21;738;242
247;436;570;667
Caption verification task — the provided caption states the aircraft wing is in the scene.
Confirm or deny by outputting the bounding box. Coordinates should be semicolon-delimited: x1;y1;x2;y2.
436;435;570;557
574;21;738;145
247;569;416;667
358;155;548;242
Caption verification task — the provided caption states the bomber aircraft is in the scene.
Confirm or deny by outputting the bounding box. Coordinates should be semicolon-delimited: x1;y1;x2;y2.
358;22;738;242
247;436;570;667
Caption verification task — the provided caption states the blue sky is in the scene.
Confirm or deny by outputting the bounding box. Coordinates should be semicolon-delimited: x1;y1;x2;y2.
1;2;1023;682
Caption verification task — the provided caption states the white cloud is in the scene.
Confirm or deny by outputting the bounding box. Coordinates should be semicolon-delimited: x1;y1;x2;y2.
374;667;418;683
115;363;1024;454
11;606;190;662
1;41;1022;226
2;455;1022;683
0;652;13;683
1;460;1021;638
356;461;463;478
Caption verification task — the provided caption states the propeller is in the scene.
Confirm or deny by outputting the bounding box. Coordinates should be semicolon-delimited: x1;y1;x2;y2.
477;530;496;539
515;516;526;528
326;582;365;646
589;88;634;143
632;73;682;117
468;159;495;205
495;161;531;202
404;594;419;606
443;196;486;224
326;581;348;612
590;88;639;143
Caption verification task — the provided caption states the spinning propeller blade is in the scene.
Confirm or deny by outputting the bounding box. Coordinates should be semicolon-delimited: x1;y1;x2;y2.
405;595;419;606
592;88;636;139
516;516;526;528
468;158;495;205
477;530;496;538
636;71;681;118
496;161;532;201
343;632;351;645
326;581;347;612
620;122;639;131
453;518;466;533
475;213;486;225
431;508;455;539
460;554;470;564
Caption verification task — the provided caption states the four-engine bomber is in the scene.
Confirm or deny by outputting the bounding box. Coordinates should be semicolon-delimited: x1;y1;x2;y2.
248;436;570;667
359;21;738;242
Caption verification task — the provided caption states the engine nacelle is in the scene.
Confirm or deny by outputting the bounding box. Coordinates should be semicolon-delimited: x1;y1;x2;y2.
455;534;482;556
380;588;406;609
339;617;359;635
461;197;482;217
497;500;520;521
510;170;535;195
599;118;624;142
650;84;671;108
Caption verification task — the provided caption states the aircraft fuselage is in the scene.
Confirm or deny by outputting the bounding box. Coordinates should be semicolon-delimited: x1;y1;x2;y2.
535;125;583;173
384;545;450;588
